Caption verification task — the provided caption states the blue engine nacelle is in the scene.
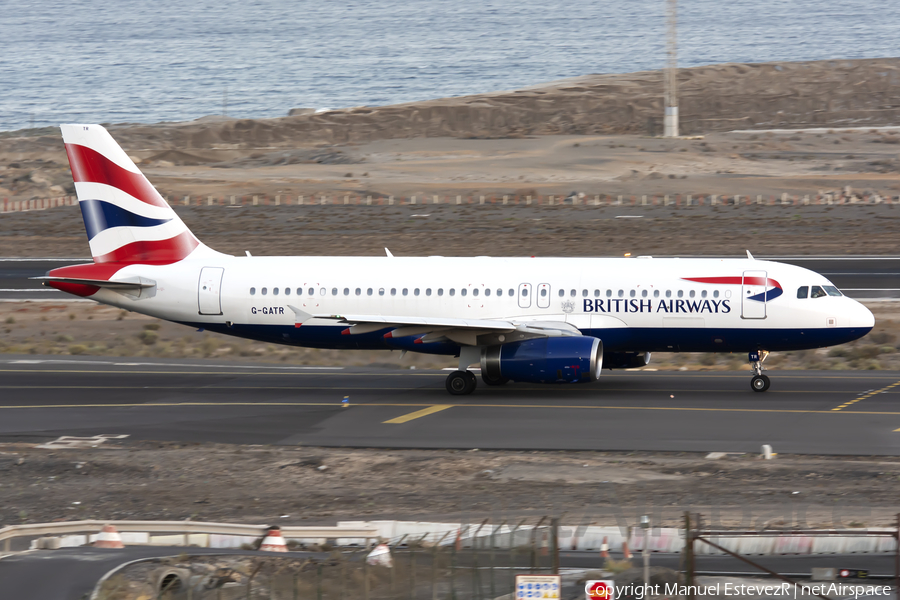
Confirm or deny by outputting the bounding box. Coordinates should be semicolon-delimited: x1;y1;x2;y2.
481;336;603;384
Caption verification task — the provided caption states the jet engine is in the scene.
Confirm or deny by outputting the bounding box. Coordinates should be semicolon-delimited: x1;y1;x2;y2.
604;351;652;369
481;336;603;384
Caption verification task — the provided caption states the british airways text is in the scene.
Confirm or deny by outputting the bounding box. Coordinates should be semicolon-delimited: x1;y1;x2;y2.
583;299;732;314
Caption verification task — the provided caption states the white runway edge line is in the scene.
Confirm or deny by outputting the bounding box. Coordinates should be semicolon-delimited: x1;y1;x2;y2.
1;358;343;370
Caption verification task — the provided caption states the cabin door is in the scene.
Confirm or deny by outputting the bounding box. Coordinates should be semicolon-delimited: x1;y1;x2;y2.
198;267;224;315
741;270;767;319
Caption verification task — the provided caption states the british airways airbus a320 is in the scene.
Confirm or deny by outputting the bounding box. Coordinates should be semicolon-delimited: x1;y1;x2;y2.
39;125;875;395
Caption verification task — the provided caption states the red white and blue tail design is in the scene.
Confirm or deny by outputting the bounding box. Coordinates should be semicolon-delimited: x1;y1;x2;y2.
61;124;206;264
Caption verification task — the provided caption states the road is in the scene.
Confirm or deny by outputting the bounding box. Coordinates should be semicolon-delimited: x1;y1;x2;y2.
2;356;900;454
3;257;900;301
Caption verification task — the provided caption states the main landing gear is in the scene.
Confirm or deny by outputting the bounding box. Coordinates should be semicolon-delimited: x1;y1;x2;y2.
446;370;477;395
749;350;771;393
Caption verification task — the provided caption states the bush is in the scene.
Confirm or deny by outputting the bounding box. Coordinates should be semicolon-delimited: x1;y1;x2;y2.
143;323;161;331
138;330;158;345
57;334;74;343
869;331;896;344
69;345;87;355
4;316;14;324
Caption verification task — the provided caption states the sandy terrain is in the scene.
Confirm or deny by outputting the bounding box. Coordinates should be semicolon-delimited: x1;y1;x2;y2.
1;59;899;203
2;441;898;529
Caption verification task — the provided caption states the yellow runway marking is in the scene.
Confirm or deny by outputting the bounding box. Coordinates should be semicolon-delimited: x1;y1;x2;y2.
832;380;900;411
383;405;453;424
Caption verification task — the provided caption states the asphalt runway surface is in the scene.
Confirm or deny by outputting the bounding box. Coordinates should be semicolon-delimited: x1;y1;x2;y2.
3;257;900;301
3;356;900;455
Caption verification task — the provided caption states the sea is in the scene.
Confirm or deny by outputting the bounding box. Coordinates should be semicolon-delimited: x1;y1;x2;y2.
1;0;899;132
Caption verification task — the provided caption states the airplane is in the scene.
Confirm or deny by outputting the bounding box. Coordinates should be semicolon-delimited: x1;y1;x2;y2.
38;124;875;395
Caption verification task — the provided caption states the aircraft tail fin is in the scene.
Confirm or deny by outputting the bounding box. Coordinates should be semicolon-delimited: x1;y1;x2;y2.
60;124;209;264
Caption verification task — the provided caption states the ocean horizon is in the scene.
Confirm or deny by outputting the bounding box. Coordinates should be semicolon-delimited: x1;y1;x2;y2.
2;0;899;132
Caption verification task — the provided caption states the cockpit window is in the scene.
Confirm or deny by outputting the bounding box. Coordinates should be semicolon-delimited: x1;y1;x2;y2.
823;285;842;297
810;285;827;299
797;286;808;299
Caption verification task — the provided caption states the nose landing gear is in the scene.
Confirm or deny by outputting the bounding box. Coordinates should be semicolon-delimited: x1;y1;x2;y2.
749;350;770;392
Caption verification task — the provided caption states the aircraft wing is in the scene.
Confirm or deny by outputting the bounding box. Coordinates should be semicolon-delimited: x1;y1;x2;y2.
287;305;580;346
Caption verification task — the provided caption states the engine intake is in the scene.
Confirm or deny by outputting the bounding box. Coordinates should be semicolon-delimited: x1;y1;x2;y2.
481;336;603;384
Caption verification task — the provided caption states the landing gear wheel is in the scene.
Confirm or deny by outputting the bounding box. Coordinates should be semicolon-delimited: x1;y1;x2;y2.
481;371;509;386
751;374;770;392
446;370;477;395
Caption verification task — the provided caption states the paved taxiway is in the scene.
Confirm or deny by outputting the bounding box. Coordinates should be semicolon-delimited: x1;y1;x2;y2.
3;357;900;454
3;257;900;301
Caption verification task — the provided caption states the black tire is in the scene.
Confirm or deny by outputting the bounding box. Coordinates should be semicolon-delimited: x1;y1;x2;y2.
481;371;509;386
751;375;770;393
446;370;476;395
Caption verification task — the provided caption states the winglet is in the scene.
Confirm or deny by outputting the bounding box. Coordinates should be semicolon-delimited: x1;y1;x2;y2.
385;248;394;257
746;250;754;260
287;305;314;328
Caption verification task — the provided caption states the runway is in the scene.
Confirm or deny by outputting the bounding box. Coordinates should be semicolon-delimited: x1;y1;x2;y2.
3;256;900;301
3;356;900;455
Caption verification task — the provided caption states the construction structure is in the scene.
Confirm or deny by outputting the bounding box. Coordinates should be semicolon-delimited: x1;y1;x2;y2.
664;0;679;137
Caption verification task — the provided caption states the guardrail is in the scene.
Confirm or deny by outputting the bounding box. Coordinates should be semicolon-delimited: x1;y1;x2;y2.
3;191;900;213
0;519;378;553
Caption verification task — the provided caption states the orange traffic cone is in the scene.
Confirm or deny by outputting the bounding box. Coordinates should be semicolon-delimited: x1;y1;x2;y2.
93;524;124;548
622;540;632;560
600;536;609;559
260;526;288;552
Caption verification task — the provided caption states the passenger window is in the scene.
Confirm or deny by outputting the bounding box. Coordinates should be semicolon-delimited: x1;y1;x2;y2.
473;289;479;297
415;288;421;296
810;285;827;299
558;289;565;298
319;288;326;296
367;288;373;296
521;289;528;297
653;290;659;298
797;286;808;299
284;288;290;296
273;288;279;296
629;290;635;298
618;290;624;298
296;288;302;295
461;289;467;297
355;288;361;296
250;287;256;295
343;288;349;295
582;289;588;297
261;287;268;296
665;290;671;298
606;290;612;298
713;290;719;298
390;288;396;296
485;289;491;296
508;289;514;296
425;288;431;296
689;290;695;298
677;290;683;298
594;290;600;297
438;288;444;296
308;287;314;296
823;285;842;297
541;288;548;297
332;288;337;295
570;289;576;297
701;290;707;299
402;288;408;296
378;288;385;296
641;290;648;298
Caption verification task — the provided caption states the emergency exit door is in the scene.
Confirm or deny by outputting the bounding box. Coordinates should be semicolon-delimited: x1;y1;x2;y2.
198;267;224;315
741;270;767;319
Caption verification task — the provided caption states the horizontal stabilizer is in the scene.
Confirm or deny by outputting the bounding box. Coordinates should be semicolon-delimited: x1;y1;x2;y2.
32;276;156;290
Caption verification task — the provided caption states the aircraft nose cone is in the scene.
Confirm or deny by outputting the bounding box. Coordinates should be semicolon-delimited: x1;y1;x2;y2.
853;301;875;329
